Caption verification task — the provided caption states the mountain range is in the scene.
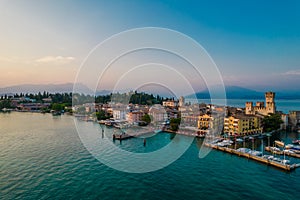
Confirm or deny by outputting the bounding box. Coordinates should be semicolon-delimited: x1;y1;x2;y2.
0;83;91;95
0;84;299;99
188;86;300;100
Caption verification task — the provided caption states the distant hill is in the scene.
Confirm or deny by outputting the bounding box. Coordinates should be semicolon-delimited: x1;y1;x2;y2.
0;83;92;95
95;90;112;96
187;86;300;100
1;84;299;99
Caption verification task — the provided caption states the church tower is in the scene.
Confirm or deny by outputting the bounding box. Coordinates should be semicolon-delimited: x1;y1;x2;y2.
179;96;185;107
265;92;275;114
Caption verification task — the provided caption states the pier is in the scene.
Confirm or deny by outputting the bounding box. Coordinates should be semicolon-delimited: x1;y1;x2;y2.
205;143;300;171
112;127;162;140
113;133;133;140
265;146;300;159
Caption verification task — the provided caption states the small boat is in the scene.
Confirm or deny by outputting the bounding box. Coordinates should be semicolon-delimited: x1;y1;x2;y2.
270;146;281;152
249;150;262;156
52;111;61;116
113;133;132;140
291;146;300;151
285;144;294;149
267;155;274;160
273;157;281;162
283;149;295;154
223;139;234;144
113;124;121;129
292;140;300;145
282;159;290;165
237;148;251;153
236;138;244;142
275;140;285;147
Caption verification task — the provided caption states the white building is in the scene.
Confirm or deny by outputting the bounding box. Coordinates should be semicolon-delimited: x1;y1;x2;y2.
148;104;168;123
112;109;127;120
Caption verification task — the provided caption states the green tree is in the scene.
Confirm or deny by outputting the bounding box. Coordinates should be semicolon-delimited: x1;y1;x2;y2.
262;113;283;132
141;114;151;124
0;100;12;109
96;110;111;120
170;118;181;131
51;103;64;111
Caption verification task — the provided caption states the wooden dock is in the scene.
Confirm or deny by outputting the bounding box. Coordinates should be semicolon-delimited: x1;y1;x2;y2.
113;133;133;140
205;143;300;171
112;127;161;141
265;146;300;159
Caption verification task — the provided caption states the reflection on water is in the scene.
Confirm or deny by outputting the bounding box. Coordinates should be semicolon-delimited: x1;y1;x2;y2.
1;112;300;200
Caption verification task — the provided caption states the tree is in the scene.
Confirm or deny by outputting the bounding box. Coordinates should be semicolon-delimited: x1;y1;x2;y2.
0;99;12;109
262;113;283;132
51;103;64;111
141;114;151;124
96;110;111;120
170;118;181;131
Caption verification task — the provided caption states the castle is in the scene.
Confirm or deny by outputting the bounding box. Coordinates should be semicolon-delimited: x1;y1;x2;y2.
245;92;276;116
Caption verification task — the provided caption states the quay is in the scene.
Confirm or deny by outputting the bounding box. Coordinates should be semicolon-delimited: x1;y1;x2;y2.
205;143;300;171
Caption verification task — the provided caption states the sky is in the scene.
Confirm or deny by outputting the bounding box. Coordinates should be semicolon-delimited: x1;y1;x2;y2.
0;0;300;93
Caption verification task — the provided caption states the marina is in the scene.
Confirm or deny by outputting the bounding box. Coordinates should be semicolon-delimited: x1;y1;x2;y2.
265;146;300;159
205;142;300;171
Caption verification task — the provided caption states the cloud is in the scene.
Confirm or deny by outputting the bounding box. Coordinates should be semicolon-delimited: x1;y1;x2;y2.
0;56;75;65
35;56;75;64
283;70;300;76
0;56;24;63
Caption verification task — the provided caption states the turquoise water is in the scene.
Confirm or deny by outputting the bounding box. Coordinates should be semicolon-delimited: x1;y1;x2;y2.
1;112;300;200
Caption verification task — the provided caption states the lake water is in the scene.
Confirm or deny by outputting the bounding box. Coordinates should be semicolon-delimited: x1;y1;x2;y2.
1;112;300;200
186;99;300;114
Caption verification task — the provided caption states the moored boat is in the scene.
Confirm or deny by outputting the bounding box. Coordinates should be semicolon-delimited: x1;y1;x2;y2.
292;140;300;145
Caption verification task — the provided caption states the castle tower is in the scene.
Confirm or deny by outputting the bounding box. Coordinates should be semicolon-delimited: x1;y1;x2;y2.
245;102;253;115
256;102;264;108
265;92;276;114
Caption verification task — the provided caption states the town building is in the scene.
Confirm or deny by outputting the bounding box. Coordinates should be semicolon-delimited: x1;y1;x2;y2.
197;111;225;135
18;103;50;111
148;104;168;123
84;103;96;113
112;109;127;120
162;100;178;108
126;111;144;123
281;114;288;130
224;114;263;136
245;92;276;116
288;111;300;131
198;114;211;130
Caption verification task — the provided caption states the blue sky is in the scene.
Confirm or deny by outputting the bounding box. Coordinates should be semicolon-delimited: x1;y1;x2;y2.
0;0;299;92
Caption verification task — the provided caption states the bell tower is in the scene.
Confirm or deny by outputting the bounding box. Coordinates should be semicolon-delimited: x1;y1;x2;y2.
245;102;253;115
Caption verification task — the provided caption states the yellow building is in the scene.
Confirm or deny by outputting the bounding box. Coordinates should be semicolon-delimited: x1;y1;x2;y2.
198;112;225;133
162;100;178;108
198;114;211;130
224;115;263;136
